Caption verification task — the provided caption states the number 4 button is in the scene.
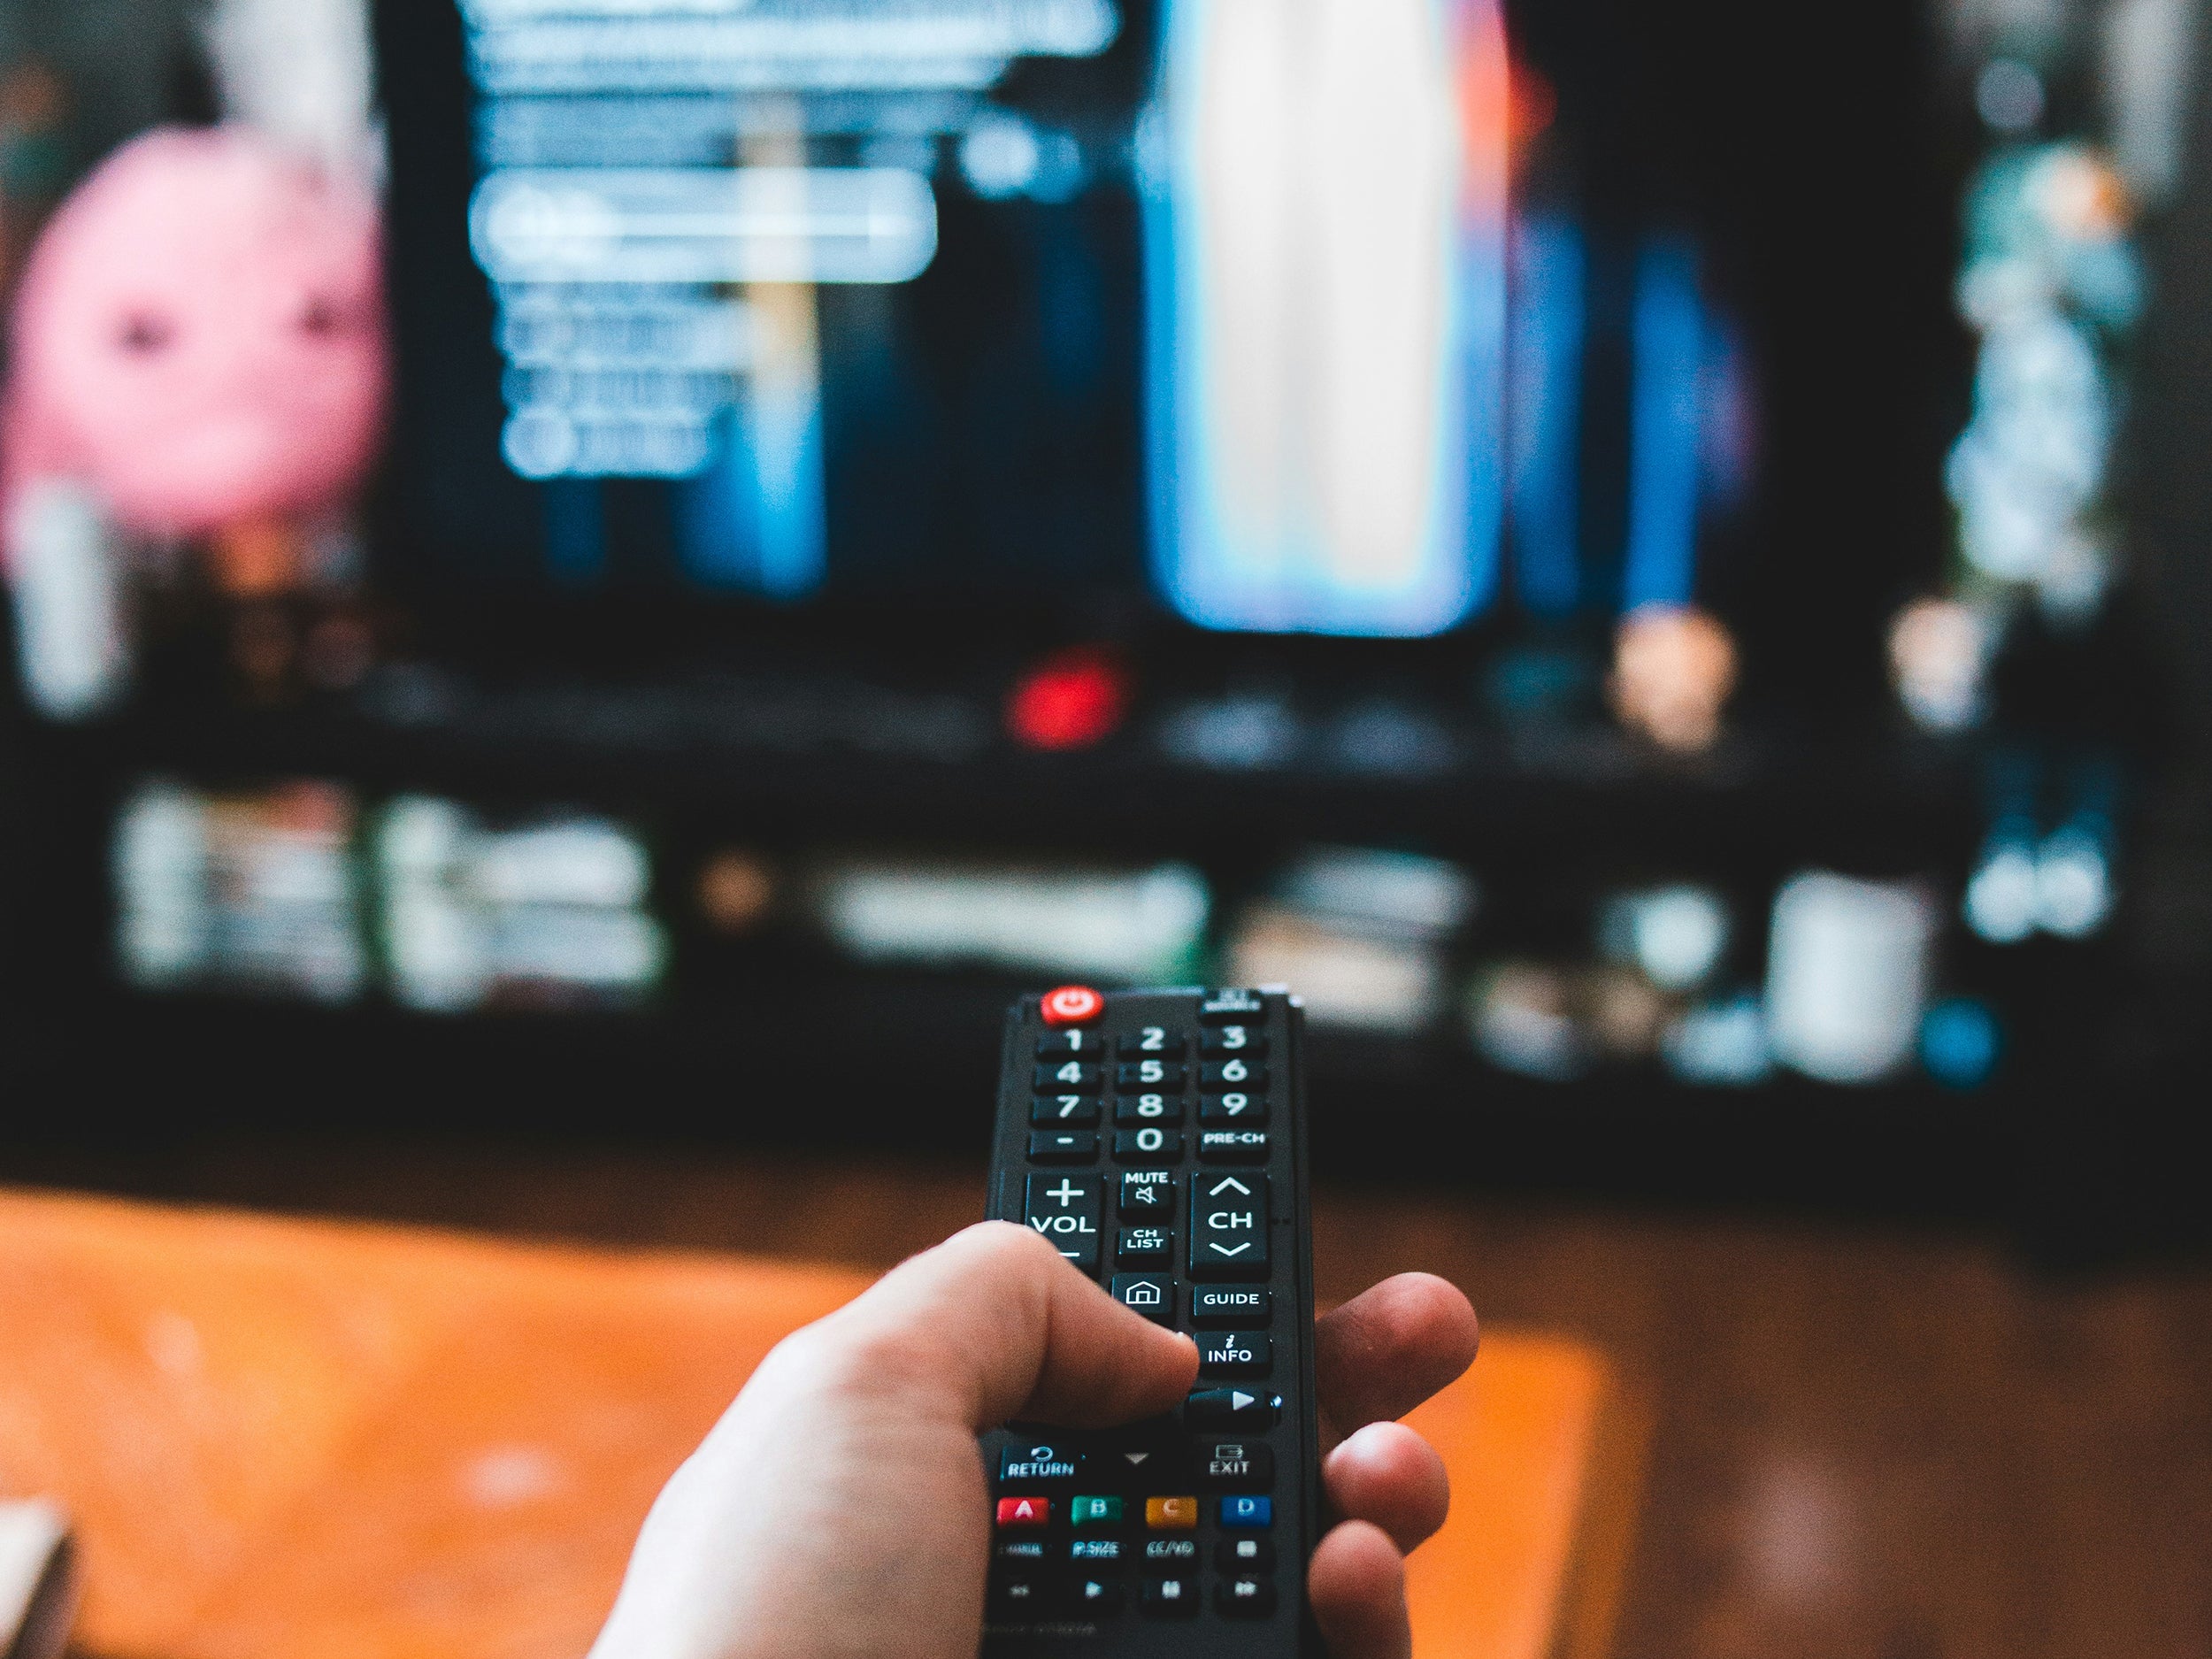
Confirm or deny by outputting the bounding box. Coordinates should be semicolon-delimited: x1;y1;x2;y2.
1189;1172;1269;1280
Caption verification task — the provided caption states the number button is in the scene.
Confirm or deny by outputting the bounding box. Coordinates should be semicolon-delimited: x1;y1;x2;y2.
1114;1093;1184;1125
1114;1128;1185;1163
1200;1025;1268;1056
1025;1172;1102;1273
1034;1061;1102;1091
1116;1060;1187;1090
1033;1094;1102;1125
1038;1028;1102;1056
1199;1059;1265;1089
1118;1026;1187;1057
1199;1092;1267;1125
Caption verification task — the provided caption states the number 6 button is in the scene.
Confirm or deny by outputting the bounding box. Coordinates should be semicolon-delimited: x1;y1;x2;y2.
1190;1171;1269;1279
1200;1059;1265;1089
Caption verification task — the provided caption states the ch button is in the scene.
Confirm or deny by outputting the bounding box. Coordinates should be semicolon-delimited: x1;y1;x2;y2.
1025;1172;1102;1274
1189;1172;1269;1280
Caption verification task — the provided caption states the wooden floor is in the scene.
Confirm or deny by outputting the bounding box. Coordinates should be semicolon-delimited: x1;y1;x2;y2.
15;1135;2212;1659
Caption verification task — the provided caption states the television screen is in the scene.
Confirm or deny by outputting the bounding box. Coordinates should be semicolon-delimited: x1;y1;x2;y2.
375;0;1944;687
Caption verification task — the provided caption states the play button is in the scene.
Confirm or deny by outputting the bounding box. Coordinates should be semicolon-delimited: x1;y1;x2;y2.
1185;1387;1279;1429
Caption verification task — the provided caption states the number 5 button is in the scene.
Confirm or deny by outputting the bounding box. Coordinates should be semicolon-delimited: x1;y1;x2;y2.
1189;1172;1269;1280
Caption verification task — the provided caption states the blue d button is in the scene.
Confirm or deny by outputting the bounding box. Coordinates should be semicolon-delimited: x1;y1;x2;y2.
1219;1495;1272;1528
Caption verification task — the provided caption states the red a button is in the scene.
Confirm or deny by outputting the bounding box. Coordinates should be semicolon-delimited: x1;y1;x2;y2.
996;1497;1052;1528
1041;986;1104;1026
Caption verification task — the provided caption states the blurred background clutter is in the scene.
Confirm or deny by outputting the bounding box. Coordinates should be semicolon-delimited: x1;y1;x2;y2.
5;0;2212;1655
5;0;2210;1239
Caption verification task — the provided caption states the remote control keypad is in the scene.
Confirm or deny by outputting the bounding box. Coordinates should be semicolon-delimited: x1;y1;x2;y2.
992;991;1296;1645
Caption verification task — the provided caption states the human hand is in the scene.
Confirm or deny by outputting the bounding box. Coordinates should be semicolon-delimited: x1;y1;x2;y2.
589;1221;1478;1659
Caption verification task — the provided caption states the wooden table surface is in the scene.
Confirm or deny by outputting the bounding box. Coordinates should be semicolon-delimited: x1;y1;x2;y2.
12;1135;2210;1659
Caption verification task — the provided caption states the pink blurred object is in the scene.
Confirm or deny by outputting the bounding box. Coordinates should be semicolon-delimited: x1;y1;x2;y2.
2;125;387;554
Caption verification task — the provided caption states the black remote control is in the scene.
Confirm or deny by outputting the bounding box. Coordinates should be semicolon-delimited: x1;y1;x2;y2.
980;984;1319;1657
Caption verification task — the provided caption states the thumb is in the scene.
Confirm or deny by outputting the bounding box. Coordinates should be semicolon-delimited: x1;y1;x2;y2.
810;1220;1198;1429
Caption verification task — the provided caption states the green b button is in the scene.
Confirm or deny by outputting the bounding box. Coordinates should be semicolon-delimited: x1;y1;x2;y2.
1070;1495;1124;1528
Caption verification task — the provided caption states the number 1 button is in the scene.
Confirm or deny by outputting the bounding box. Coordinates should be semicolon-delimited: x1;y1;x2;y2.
1189;1172;1269;1280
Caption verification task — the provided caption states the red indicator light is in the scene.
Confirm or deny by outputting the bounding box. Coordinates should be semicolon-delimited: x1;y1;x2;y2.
1041;986;1104;1026
1006;648;1129;752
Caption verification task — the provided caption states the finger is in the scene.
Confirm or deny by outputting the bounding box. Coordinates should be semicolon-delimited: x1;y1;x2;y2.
1322;1422;1450;1553
1314;1272;1478;1440
799;1220;1198;1430
1308;1519;1411;1659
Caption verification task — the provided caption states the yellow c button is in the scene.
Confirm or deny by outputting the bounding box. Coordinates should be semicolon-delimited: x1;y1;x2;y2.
1145;1495;1200;1531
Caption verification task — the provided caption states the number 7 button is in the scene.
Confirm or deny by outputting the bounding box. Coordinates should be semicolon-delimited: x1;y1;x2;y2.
1189;1172;1269;1280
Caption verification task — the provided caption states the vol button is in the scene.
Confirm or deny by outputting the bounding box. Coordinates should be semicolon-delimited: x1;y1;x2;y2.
1025;1172;1102;1274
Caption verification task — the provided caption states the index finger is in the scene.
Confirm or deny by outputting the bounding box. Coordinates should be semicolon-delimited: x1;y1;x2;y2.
1313;1273;1479;1443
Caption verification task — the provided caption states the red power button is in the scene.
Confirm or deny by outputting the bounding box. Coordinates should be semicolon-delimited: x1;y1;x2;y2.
1041;985;1104;1026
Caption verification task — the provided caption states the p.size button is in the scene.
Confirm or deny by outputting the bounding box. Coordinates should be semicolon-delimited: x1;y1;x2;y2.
1025;1172;1102;1273
1190;1172;1269;1279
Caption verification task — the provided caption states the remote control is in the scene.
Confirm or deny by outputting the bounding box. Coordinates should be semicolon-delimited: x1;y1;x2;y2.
980;984;1319;1656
